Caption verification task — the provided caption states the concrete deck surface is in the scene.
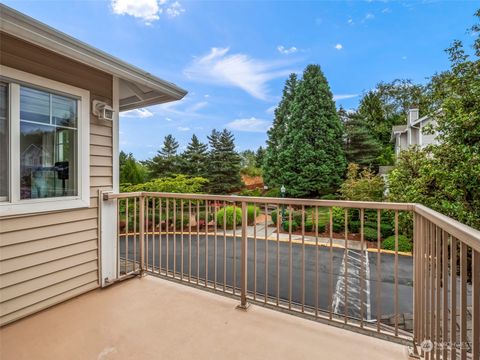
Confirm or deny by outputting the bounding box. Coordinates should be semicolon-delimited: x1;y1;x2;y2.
0;275;408;360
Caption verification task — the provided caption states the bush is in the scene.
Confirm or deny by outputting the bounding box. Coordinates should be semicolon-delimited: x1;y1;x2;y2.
271;208;295;225
320;194;340;200
263;187;280;198
363;227;378;241
216;206;242;229
339;163;384;202
382;235;412;252
304;220;327;233
332;222;344;233
197;211;213;222
332;207;345;233
363;221;394;238
239;188;263;197
247;205;261;225
175;212;190;229
283;220;298;232
271;209;279;225
349;220;360;233
121;174;208;193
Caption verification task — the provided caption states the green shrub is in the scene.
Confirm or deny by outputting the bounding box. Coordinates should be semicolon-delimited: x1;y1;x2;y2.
292;210;303;224
283;220;298;232
304;220;327;233
332;207;345;233
271;208;292;225
271;209;279;225
320;194;340;200
263;187;280;198
239;188;263;197
247;205;261;225
382;235;412;252
380;223;394;237
175;213;190;229
349;220;360;233
120;174;208;193
332;222;344;233
360;221;394;238
197;211;213;222
216;206;242;229
363;227;378;241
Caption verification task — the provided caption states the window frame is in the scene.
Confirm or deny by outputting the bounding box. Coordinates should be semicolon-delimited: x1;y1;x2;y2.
0;65;90;216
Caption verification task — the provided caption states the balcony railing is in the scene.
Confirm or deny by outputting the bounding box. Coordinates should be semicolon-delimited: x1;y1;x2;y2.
102;191;480;359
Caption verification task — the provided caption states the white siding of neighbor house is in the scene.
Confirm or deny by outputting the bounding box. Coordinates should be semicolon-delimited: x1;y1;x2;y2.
0;32;113;326
420;118;438;148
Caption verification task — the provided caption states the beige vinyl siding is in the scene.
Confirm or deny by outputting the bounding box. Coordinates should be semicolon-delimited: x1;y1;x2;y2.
0;32;113;326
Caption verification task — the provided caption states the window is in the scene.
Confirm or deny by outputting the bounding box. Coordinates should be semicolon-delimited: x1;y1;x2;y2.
20;86;78;199
0;66;90;216
0;83;8;202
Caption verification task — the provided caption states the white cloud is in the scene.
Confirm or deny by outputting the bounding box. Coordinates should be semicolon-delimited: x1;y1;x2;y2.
186;101;208;112
277;45;298;55
333;94;358;101
362;13;375;22
166;1;185;17
120;108;154;118
184;47;295;100
382;8;391;14
177;126;190;131
165;117;173;121
335;44;343;50
347;18;354;25
226;117;271;132
402;56;407;60
111;0;185;23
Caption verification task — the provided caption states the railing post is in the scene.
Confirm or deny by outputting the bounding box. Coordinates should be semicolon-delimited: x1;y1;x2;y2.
237;201;249;310
139;195;146;276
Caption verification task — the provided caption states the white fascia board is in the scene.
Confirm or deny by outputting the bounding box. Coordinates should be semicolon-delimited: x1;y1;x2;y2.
0;4;187;101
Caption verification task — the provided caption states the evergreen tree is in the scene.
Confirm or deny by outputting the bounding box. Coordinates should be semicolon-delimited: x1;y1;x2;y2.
342;109;383;168
277;64;347;197
262;73;297;187
255;146;266;168
119;151;146;185
145;134;180;178
180;134;209;177
207;129;242;194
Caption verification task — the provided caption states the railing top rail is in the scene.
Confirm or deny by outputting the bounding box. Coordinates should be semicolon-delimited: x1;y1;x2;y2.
105;191;415;210
414;204;480;251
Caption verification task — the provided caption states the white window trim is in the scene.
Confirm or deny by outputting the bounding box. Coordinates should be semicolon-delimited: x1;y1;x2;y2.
0;65;90;217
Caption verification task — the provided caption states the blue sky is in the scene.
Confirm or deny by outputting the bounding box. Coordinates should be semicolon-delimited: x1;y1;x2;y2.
6;0;479;160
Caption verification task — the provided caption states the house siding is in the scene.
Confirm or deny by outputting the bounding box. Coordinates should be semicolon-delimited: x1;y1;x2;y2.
0;32;113;326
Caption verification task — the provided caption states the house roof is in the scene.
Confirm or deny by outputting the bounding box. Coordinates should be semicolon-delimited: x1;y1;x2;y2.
392;125;407;133
0;4;187;111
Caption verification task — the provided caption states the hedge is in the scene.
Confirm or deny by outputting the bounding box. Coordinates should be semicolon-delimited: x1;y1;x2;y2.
382;235;412;252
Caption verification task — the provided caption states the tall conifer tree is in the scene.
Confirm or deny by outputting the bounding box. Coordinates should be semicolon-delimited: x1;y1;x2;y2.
181;134;208;177
262;73;297;187
207;129;242;194
146;134;180;178
277;65;347;197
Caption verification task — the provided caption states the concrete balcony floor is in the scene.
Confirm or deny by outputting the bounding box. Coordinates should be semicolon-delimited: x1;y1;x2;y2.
0;275;408;360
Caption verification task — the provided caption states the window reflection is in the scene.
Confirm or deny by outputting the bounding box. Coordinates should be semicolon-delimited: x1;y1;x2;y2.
19;86;77;199
0;83;8;201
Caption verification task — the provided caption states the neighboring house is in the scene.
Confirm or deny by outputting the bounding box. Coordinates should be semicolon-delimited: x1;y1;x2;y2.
391;108;439;157
0;4;187;326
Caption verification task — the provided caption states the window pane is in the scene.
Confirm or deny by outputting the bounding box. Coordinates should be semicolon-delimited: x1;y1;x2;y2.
0;83;8;201
20;122;77;199
20;87;50;124
52;94;77;128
